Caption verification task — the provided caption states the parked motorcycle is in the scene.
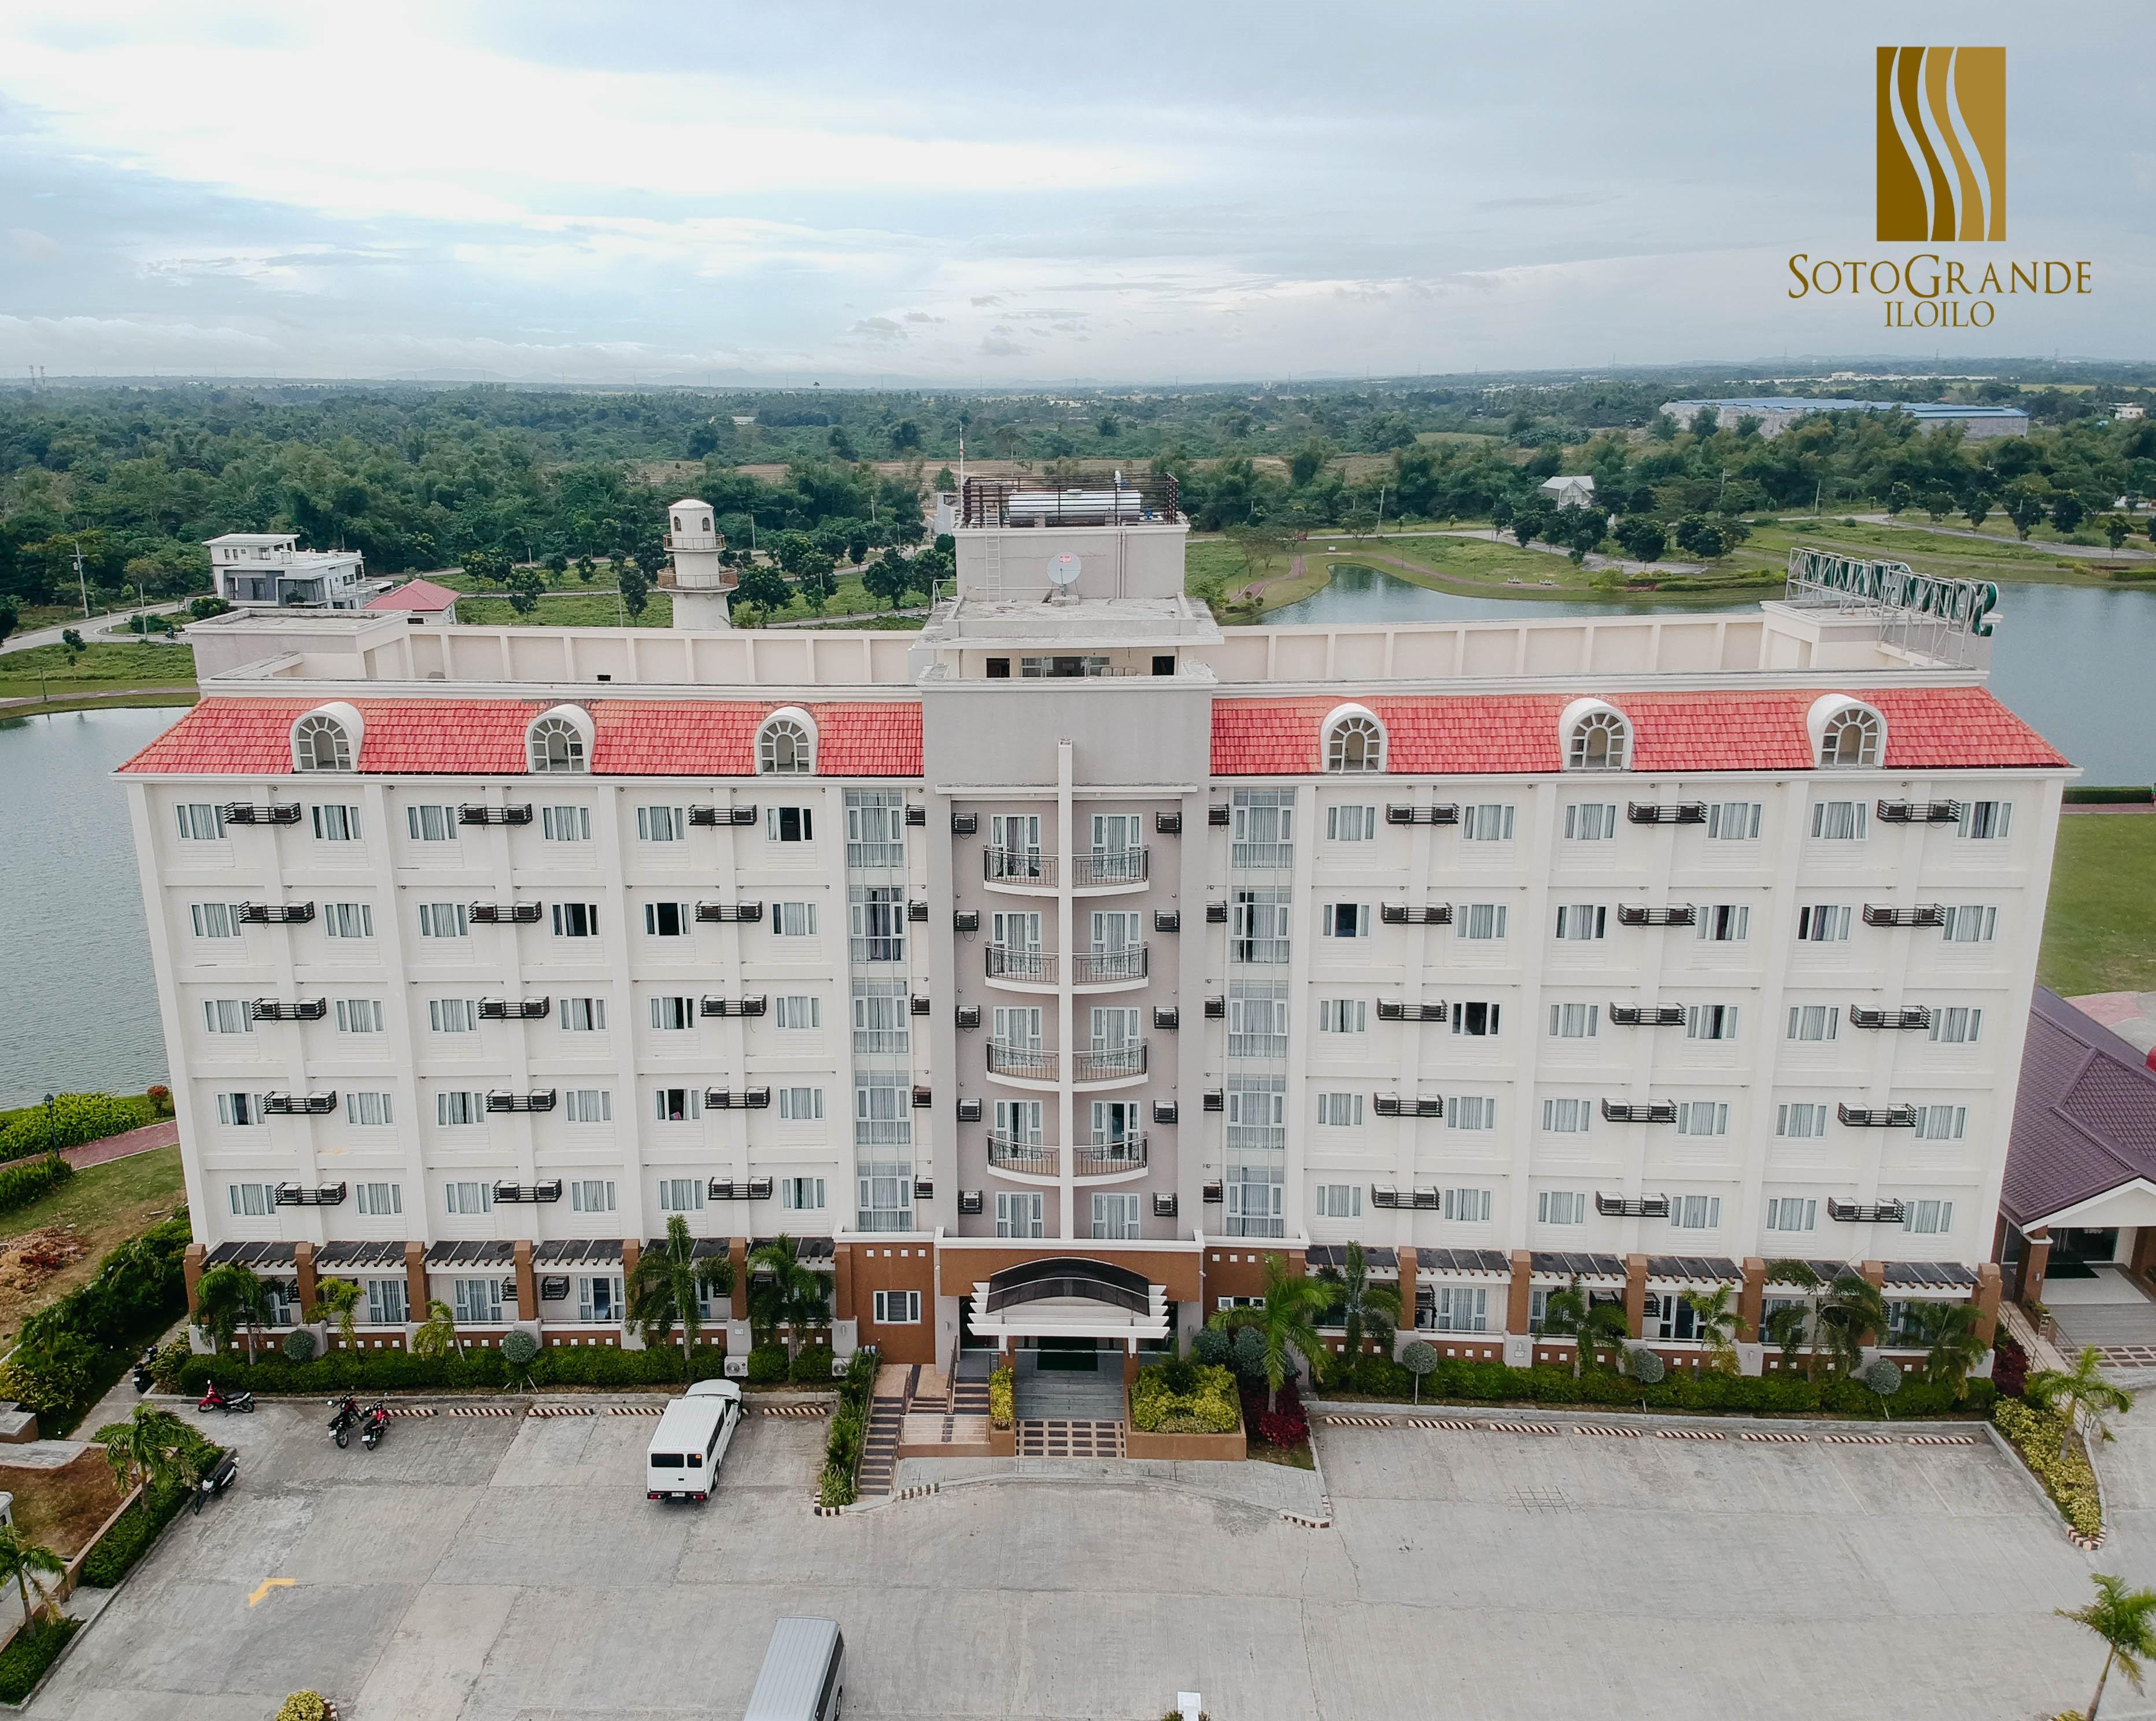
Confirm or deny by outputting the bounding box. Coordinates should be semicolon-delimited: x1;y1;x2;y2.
359;1401;389;1450
132;1348;157;1394
327;1395;360;1448
193;1450;238;1515
197;1380;255;1415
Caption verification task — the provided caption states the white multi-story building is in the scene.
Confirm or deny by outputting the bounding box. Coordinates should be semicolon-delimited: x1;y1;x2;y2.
127;479;2065;1375
206;533;372;610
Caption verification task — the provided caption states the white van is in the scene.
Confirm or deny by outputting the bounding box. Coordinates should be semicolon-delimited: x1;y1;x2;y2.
744;1617;844;1721
645;1379;744;1501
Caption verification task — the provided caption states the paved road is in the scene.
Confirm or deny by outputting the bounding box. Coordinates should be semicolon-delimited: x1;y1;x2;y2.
3;604;187;654
1848;512;2156;560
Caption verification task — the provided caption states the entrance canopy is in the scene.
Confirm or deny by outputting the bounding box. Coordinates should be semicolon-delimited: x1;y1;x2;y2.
967;1255;1170;1342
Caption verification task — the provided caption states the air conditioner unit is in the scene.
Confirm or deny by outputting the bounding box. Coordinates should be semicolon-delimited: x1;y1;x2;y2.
1153;1006;1179;1030
1156;811;1183;834
951;812;979;835
1154;909;1181;932
958;1190;984;1215
1151;1100;1179;1124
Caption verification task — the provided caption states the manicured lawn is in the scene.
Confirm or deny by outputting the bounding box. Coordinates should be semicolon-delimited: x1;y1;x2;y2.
455;592;679;629
2038;815;2156;998
0;640;197;701
1726;519;2126;588
0;1146;186;1350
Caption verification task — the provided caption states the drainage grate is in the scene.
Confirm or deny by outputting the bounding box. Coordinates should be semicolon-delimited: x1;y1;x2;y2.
1508;1486;1574;1513
1015;1419;1125;1458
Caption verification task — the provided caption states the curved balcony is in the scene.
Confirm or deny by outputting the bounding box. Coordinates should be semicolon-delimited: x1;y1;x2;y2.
985;944;1057;988
1074;1044;1147;1087
1072;849;1149;893
1072;946;1149;989
1075;1138;1148;1180
987;1136;1058;1179
983;849;1054;894
987;1042;1058;1085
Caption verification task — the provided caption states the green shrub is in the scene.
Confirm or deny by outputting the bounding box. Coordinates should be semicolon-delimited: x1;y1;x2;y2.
178;1342;722;1397
1130;1361;1239;1434
0;1092;142;1162
818;1462;857;1509
0;1154;72;1216
745;1343;789;1384
988;1364;1014;1430
0;1617;79;1703
1316;1351;1995;1420
1995;1398;2102;1537
789;1344;835;1384
275;1693;328;1721
500;1330;540;1373
281;1328;317;1364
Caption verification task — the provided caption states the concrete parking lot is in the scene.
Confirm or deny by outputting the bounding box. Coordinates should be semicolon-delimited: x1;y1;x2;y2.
25;1399;2113;1721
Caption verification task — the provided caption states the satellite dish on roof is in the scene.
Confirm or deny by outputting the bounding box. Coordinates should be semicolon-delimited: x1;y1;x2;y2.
1047;552;1082;591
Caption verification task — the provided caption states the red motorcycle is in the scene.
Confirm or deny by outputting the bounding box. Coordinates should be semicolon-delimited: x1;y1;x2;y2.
197;1379;255;1414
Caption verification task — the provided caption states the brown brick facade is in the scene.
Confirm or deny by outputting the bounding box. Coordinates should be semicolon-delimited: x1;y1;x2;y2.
847;1242;939;1363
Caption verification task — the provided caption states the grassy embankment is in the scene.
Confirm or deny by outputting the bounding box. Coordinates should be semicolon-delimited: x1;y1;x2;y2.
0;1146;186;1350
2039;815;2156;999
0;640;198;715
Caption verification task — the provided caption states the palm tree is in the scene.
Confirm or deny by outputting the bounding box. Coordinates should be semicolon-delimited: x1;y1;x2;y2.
1208;1253;1331;1411
1313;1242;1403;1370
2059;1572;2156;1720
1540;1277;1633;1380
627;1216;738;1371
747;1235;830;1358
308;1276;362;1348
0;1526;62;1635
193;1262;270;1364
1683;1285;1741;1375
410;1299;461;1361
1908;1300;1988;1400
1765;1261;1828;1380
2029;1346;2138;1462
1818;1272;1887;1377
94;1403;196;1496
1763;1302;1809;1376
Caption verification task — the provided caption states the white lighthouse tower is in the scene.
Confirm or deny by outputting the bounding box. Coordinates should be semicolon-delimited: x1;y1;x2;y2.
665;497;734;630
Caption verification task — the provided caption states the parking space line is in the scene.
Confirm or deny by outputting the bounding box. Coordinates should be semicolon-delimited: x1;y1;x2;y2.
246;1578;295;1608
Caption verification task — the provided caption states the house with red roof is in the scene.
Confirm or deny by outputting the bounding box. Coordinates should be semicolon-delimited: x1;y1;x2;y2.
362;578;461;626
120;479;2066;1404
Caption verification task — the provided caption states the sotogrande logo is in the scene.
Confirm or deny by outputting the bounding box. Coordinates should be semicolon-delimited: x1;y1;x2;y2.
1876;46;2004;242
1785;45;2091;328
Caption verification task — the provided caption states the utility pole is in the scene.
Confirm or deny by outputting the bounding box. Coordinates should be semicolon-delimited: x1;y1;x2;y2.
73;538;90;619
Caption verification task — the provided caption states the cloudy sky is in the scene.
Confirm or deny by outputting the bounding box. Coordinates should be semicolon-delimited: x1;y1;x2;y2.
0;1;2147;384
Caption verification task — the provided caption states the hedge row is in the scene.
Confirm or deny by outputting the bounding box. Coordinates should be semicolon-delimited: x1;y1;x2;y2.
0;1618;78;1704
819;1347;880;1508
0;1092;143;1164
2063;785;2154;804
1320;1349;1996;1419
0;1153;71;1217
180;1342;728;1395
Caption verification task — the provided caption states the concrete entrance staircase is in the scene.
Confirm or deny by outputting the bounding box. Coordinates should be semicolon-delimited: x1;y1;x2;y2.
1011;1349;1127;1457
857;1364;917;1497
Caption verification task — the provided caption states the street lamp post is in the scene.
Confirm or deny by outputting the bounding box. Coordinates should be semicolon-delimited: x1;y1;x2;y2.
43;1092;56;1153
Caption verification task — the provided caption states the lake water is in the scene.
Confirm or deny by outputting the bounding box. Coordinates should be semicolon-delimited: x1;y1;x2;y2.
0;707;176;1109
0;571;2146;1105
1274;564;2151;787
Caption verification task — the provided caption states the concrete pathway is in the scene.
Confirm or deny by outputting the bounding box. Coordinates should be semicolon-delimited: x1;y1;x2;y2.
2067;992;2156;1058
61;1120;178;1170
0;685;196;713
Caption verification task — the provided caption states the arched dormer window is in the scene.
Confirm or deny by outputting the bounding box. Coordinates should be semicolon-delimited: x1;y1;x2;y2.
1323;706;1385;774
758;708;816;775
527;705;593;774
1808;696;1883;768
291;704;361;773
1561;700;1630;771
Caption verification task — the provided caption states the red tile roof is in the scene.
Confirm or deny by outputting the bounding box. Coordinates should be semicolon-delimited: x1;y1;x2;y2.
362;579;460;613
1210;686;2068;775
117;697;923;778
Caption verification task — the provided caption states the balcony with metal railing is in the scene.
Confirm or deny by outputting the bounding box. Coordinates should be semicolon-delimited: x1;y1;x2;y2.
987;1042;1058;1083
1073;849;1148;891
1075;1138;1147;1179
1072;946;1148;987
987;1136;1058;1177
983;848;1054;891
1075;1044;1147;1085
985;945;1056;987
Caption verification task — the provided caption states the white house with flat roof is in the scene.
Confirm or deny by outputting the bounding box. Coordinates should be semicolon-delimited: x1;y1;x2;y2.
206;533;373;610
